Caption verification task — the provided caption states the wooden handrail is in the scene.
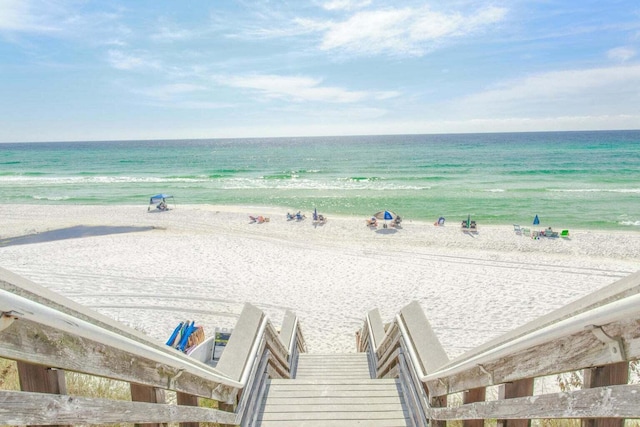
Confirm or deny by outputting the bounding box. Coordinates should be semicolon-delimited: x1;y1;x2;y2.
0;267;183;361
0;268;306;426
0;290;241;397
359;270;640;424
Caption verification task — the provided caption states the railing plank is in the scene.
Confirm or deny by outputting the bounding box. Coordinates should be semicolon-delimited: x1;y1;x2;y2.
263;324;291;378
216;303;264;382
367;308;386;351
0;390;237;425
0;267;189;361
279;310;297;352
426;317;640;397
0;268;304;427
431;384;640;420
400;301;449;375
434;271;640;374
0;318;238;402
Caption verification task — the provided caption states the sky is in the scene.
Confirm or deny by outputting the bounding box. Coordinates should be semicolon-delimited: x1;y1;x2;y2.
1;0;639;142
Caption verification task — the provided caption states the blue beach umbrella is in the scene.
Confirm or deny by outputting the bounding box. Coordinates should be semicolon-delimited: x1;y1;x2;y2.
374;210;397;227
533;214;540;225
374;210;397;221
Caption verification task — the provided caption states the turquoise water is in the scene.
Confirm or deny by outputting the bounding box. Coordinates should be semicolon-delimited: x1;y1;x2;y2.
1;130;639;229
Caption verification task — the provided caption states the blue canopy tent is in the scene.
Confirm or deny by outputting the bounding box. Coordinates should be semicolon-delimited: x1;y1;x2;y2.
148;194;174;212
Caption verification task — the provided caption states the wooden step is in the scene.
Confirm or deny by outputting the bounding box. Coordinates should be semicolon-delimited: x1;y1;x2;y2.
294;352;372;379
254;353;410;426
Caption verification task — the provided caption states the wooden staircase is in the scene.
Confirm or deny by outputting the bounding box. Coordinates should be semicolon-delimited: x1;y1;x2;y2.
256;353;411;426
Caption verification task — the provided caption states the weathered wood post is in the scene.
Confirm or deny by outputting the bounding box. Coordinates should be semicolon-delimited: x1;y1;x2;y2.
218;401;236;427
176;392;200;427
430;394;448;427
463;387;486;427
581;362;629;427
17;361;68;427
497;378;534;427
130;383;166;427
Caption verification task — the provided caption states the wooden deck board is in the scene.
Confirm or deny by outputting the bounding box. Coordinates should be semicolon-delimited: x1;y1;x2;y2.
264;395;405;405
260;403;407;413
257;420;410;427
264;389;403;398
259;410;409;421
268;382;400;392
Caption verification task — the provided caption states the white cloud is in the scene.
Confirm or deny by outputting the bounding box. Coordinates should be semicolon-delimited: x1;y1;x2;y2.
232;3;506;57
322;0;372;12
608;46;637;62
0;0;57;32
320;8;414;54
318;5;507;56
107;50;161;70
217;74;400;103
133;83;207;100
0;0;128;48
454;65;640;118
174;101;236;109
150;19;197;41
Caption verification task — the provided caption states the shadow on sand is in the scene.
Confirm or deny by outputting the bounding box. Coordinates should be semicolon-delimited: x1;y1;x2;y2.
375;228;398;235
0;225;156;247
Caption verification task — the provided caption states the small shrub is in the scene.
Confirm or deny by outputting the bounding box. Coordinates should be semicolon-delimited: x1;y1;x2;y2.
0;357;19;390
65;372;131;401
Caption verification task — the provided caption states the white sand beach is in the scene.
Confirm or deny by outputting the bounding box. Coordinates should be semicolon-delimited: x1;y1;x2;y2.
1;204;638;358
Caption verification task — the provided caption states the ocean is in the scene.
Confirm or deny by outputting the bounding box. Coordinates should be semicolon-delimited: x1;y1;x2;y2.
1;130;639;230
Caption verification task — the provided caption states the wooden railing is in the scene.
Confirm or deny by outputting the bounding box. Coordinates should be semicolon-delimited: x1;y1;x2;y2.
0;266;305;426
358;270;640;426
3;261;639;426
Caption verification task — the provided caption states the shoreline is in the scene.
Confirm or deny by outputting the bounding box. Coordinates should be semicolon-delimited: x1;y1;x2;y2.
1;204;638;356
4;200;639;232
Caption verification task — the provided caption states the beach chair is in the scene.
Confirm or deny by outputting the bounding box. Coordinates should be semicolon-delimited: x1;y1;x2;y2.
513;224;522;235
561;229;570;238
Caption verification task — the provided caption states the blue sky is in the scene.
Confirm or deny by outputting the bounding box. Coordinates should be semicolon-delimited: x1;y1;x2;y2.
1;0;639;142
